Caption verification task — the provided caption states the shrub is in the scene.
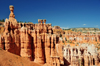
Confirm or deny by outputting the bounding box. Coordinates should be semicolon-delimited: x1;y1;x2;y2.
67;40;69;43
60;34;62;37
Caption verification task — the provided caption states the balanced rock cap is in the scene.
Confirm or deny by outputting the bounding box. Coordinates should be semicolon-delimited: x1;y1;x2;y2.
9;5;14;8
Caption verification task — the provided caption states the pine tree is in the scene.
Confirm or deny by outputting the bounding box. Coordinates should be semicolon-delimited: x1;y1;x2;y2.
2;19;4;22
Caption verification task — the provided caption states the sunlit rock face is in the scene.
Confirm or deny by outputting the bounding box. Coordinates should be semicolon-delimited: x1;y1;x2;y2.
0;5;65;66
63;43;99;66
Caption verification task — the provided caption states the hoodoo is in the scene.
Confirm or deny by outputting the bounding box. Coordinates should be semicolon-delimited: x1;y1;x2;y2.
0;5;64;66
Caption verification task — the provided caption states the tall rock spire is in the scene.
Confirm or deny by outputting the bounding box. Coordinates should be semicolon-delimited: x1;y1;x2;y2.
9;5;16;22
5;5;18;28
9;5;15;18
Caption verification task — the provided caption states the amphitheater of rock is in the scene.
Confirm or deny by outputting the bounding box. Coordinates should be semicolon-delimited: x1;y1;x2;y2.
0;5;100;66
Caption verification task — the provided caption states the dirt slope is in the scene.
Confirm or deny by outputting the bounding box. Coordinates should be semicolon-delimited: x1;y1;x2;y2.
0;49;41;66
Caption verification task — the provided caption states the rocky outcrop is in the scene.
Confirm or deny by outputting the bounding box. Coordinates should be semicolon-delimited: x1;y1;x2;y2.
0;5;64;66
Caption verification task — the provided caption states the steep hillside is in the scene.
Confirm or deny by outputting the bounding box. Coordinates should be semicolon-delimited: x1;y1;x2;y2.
0;49;41;66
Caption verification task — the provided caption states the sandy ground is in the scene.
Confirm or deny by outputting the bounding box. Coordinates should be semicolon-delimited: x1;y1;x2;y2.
0;49;41;66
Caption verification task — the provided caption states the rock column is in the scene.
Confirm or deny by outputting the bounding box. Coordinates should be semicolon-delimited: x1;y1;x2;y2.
71;47;73;66
14;29;20;55
24;29;32;60
94;54;99;65
45;35;51;64
36;27;44;64
5;33;11;51
20;27;27;58
33;30;37;61
84;55;89;66
56;44;64;65
0;36;4;49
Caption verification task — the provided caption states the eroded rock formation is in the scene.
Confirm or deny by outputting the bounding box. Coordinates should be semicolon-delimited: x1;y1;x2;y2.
0;5;64;66
63;44;100;66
